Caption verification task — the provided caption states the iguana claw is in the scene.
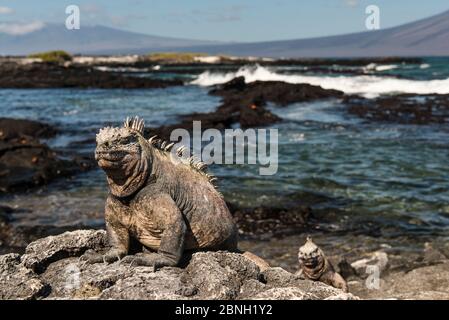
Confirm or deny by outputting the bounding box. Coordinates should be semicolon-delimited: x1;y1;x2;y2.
120;253;175;271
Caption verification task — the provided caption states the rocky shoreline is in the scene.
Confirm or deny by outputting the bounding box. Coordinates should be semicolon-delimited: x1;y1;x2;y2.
0;57;447;300
2;229;449;300
0;62;183;89
0;56;422;89
0;230;357;300
151;76;344;139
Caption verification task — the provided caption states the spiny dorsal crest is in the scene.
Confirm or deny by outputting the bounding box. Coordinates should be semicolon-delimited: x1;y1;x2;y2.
124;116;145;134
147;134;218;186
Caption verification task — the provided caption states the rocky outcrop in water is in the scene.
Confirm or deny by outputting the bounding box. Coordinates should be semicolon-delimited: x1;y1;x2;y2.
0;62;183;89
0;118;92;193
152;77;344;139
0;230;356;300
209;77;344;103
344;94;449;124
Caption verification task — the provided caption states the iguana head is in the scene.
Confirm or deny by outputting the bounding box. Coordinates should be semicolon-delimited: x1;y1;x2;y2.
96;117;149;198
298;236;325;272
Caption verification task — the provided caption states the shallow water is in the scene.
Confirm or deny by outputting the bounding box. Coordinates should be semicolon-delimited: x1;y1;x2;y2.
1;58;449;265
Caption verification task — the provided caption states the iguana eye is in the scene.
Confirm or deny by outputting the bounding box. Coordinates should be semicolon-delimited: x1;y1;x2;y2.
119;137;132;144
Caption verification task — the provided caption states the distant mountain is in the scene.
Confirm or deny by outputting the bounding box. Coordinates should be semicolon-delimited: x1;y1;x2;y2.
181;9;449;58
0;24;219;56
2;9;449;57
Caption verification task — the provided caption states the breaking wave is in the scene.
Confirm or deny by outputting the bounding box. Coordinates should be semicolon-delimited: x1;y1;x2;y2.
191;65;449;98
363;63;398;72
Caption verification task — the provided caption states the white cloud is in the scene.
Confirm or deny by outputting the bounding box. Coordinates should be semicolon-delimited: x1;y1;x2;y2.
0;21;45;35
0;6;14;14
344;0;359;7
81;4;101;15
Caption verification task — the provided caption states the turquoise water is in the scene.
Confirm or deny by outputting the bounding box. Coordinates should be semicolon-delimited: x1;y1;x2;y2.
1;58;449;248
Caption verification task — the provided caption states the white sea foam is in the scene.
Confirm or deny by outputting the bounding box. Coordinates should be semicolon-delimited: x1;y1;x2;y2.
95;66;148;73
363;63;398;72
191;65;449;98
73;55;139;64
194;56;221;63
420;63;430;69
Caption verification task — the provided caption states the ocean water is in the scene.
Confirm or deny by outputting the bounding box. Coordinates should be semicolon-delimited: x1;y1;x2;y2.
1;57;449;259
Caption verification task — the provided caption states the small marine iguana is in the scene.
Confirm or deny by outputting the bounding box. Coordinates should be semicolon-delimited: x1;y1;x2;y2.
296;237;348;292
81;116;238;268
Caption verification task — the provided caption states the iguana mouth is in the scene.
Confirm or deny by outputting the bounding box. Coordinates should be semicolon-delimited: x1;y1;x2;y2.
96;151;126;160
303;258;319;268
96;151;135;169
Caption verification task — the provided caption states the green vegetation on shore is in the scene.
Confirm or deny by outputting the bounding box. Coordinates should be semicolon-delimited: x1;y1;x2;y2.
146;52;208;63
28;50;72;63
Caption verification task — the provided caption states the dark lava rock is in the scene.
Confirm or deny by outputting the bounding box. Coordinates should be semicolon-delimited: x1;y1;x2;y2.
210;77;344;105
0;137;83;192
337;259;358;280
0;118;56;140
231;204;311;239
0;118;93;193
0;221;99;256
227;190;345;240
0;230;356;300
151;77;343;140
0;62;183;89
344;94;449;124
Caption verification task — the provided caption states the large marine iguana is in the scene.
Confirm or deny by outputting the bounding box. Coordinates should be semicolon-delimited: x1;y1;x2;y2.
82;116;238;268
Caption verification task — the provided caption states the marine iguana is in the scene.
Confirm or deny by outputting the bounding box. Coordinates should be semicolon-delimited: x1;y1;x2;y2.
296;237;348;292
81;116;238;268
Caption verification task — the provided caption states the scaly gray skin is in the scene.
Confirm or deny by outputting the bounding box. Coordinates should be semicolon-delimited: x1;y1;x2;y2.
296;237;348;292
81;116;238;269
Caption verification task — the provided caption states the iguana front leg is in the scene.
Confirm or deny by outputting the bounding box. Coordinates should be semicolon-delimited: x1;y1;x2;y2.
81;196;130;264
122;193;186;269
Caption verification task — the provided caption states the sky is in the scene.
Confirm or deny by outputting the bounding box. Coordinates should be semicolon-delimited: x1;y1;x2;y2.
0;0;448;41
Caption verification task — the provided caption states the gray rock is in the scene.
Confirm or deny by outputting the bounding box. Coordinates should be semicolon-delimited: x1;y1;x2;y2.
0;253;49;299
383;262;449;300
249;285;357;300
21;230;107;273
100;267;186;300
261;267;299;287
351;251;388;277
251;287;317;300
0;230;356;300
238;279;267;299
182;251;260;300
349;261;449;300
258;267;357;300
